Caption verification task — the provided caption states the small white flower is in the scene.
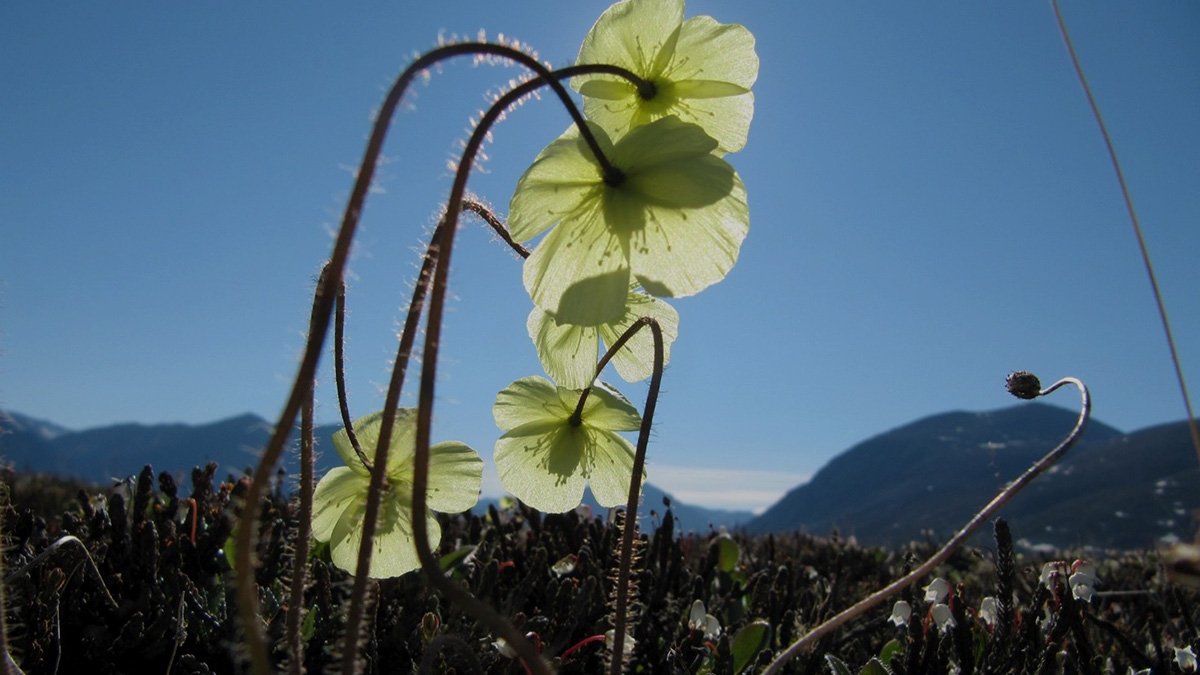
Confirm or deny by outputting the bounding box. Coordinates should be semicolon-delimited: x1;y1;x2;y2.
1040;561;1068;588
687;599;721;640
1069;560;1099;603
551;554;577;577
605;629;636;654
979;596;999;628
923;578;950;604
889;600;912;627
1176;645;1197;672
930;603;956;632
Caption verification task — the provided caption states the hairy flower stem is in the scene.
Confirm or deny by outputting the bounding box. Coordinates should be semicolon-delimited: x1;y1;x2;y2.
334;272;371;471
229;42;646;673
340;61;650;675
285;383;316;675
596;318;665;675
462;197;531;259
762;374;1091;675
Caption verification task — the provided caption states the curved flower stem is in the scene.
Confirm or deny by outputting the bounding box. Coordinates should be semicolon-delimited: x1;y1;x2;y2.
595;317;665;675
340;62;649;675
285;382;315;675
761;374;1090;675
231;44;647;674
333;272;371;471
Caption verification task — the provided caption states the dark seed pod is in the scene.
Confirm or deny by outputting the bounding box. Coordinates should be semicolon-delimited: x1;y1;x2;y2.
1005;371;1042;400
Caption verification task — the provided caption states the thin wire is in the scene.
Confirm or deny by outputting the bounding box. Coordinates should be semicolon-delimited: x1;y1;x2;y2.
1051;0;1200;463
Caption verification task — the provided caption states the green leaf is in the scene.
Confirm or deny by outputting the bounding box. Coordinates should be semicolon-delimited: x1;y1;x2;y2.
824;654;854;675
730;620;770;674
878;639;903;667
716;535;739;573
859;657;892;675
301;605;318;642
438;545;476;573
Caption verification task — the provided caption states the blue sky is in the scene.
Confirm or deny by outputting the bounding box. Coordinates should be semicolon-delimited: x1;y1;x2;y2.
2;2;1197;513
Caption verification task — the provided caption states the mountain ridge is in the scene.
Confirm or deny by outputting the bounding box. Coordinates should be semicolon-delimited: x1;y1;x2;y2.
0;409;754;530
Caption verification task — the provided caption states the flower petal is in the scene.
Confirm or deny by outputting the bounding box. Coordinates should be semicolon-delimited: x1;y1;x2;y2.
578;79;635;101
495;424;588;513
311;466;366;543
675;16;758;89
579;380;642;432
613;115;721;172
579;427;639;509
332;409;419;477
576;0;684;77
631;171;748;298
597;290;679;384
508;124;610;243
522;194;631;326
426;440;484;513
493;376;571;433
327;490;439;578
528;306;601;390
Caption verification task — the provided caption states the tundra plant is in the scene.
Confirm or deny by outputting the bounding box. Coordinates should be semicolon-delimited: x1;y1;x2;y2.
223;1;1097;674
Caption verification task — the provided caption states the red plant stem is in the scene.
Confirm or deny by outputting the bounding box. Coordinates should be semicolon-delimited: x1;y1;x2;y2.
762;376;1090;674
560;634;607;663
341;61;649;675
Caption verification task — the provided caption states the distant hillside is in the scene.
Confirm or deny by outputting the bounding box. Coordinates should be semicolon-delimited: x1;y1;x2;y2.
745;403;1199;550
0;410;753;529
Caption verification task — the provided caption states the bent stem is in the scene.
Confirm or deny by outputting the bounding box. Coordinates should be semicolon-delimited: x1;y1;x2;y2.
761;374;1091;675
590;318;665;675
228;41;647;675
340;61;651;675
333;273;371;471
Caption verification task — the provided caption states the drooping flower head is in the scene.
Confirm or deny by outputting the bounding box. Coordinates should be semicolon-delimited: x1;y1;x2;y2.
492;375;643;512
510;115;748;327
574;0;758;153
528;285;679;390
311;409;483;578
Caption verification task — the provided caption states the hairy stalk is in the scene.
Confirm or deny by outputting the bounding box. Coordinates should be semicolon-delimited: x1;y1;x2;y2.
224;42;645;674
285;383;316;675
334;272;370;471
1051;0;1200;462
762;372;1090;674
341;61;649;675
462;197;530;259
593;317;664;674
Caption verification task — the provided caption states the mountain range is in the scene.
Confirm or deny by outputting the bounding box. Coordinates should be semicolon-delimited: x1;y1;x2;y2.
744;403;1199;550
0;409;753;531
2;404;1196;549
